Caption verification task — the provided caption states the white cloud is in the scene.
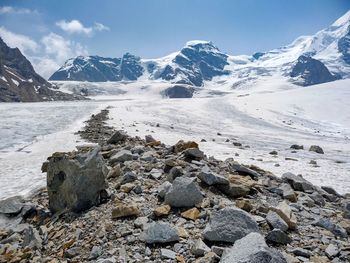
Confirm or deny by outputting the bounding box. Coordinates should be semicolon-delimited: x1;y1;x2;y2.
0;27;88;78
0;26;39;53
56;19;109;35
0;6;36;15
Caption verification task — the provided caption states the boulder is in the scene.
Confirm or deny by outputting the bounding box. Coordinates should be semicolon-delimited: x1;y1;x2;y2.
220;232;287;263
309;145;324;154
110;150;133;164
281;172;314;193
266;229;292;245
164;177;203;207
269;201;297;230
266;211;289;232
0;196;25;215
166;166;183;182
197;166;229;186
312;218;348;238
174;140;199;153
228;161;260;179
143;222;179;244
183;148;205;160
217;183;250;198
107;130;127;144
279;183;297;202
45;147;108;213
203;207;259;243
111;204;140;219
290;145;304;150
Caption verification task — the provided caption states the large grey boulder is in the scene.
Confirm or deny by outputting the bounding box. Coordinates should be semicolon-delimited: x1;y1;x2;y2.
164;177;203;207
197;166;229;186
203;207;259;243
107;130;127;144
45;147;108;213
266;211;288;232
0;196;25;215
281;172;314;193
110;150;133;164
220;232;287;263
143;222;179;244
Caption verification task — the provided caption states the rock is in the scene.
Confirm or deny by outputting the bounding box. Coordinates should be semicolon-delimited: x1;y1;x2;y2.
149;169;163;180
196;252;220;263
64;247;80;258
228;161;260;179
269;150;278;155
279;183;297;202
183;148;205;160
160;248;176;259
90;245;102;259
158;181;172;199
203;207;259;243
107;164;122;179
145;135;156;143
343;202;350;219
269;201;297;230
22;226;42;249
235;200;253;212
321;186;340;196
325;244;339;258
197;166;229;186
192;239;210;257
143;222;179;244
290;248;311;258
120;183;135;193
107;130;127;144
290;145;304;150
110;150;133;163
312;217;347;238
181;207;200;220
164;177;203;207
309;145;324;154
266;210;289;232
211;246;225;257
153;205;171;217
46;147;108;213
97;258;116;263
120;172;137;185
281;172;314;193
0;196;25;215
166;166;183;182
134;216;148;229
174;140;199;153
309;192;325;206
220;232;287;263
111;204;140;219
266;229;292;245
217;183;250;198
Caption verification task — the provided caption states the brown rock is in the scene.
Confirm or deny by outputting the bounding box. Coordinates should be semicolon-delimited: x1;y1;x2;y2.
154;205;171;217
174;140;199;153
270;201;297;229
235;199;253;212
112;203;140;219
120;183;135;193
181;207;200;220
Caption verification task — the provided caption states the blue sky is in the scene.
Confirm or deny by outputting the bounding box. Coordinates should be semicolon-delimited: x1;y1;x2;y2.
0;0;349;77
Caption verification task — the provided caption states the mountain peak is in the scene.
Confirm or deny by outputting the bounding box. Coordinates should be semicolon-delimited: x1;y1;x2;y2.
185;40;213;47
332;10;350;27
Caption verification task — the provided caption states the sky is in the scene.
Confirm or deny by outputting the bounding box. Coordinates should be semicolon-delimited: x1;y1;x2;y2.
0;0;349;78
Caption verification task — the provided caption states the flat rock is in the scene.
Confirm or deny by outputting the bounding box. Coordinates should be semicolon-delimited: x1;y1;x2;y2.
160;248;176;259
281;172;314;193
325;244;339;258
266;210;289;232
220;232;287;263
0;196;25;215
203;207;259;243
312;217;348;238
266;229;292;245
198;166;229;186
111;204;140;219
144;222;179;244
217;183;250;198
184;148;205;160
228;161;260;179
164;177;203;207
110;150;133;163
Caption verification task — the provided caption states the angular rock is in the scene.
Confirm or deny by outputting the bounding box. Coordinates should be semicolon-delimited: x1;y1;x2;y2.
110;150;133;164
198;166;229;186
281;172;314;193
107;130;127;144
183;148;205;160
164;177;203;207
309;145;324;154
145;135;156;143
166;166;183;182
217;183;250;198
107;164;122;179
290;248;311;258
111;204;140;219
235;200;253;212
144;222;179;244
0;196;25;215
266;211;289;232
160;248;176;259
309;192;325;206
192;239;210;257
203;207;259;243
312;218;348;238
343;201;350;219
153;205;171;217
181;207;200;220
22;226;42;249
266;229;292;245
174;140;199;153
279;183;297;202
290;145;304;150
120;172;137;185
46;147;108;213
270;201;297;230
220;232;287;263
325;244;339;258
228;161;260;179
90;245;102;259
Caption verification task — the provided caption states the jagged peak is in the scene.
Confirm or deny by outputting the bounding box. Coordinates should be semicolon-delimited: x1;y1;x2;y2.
185;40;213;47
332;10;350;27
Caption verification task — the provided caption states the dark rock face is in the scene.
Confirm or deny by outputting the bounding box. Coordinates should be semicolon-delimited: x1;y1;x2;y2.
50;53;144;82
160;41;229;86
45;147;108;213
162;85;195;98
338;26;350;64
290;55;339;86
0;38;84;102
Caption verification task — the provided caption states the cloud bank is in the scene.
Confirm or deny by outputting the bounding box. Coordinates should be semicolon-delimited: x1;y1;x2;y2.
56;19;109;35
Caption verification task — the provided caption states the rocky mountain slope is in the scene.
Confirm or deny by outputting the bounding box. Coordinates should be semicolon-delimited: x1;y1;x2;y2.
0;109;349;262
0;38;85;102
50;11;350;89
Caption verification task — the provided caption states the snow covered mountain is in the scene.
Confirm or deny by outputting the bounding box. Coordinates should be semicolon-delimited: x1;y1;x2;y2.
50;11;350;89
0;38;85;102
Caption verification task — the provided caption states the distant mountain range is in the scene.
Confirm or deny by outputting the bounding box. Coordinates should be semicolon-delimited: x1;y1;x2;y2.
50;11;350;90
0;38;85;102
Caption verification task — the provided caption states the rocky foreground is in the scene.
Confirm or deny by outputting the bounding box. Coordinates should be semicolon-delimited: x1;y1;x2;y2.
0;109;350;263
